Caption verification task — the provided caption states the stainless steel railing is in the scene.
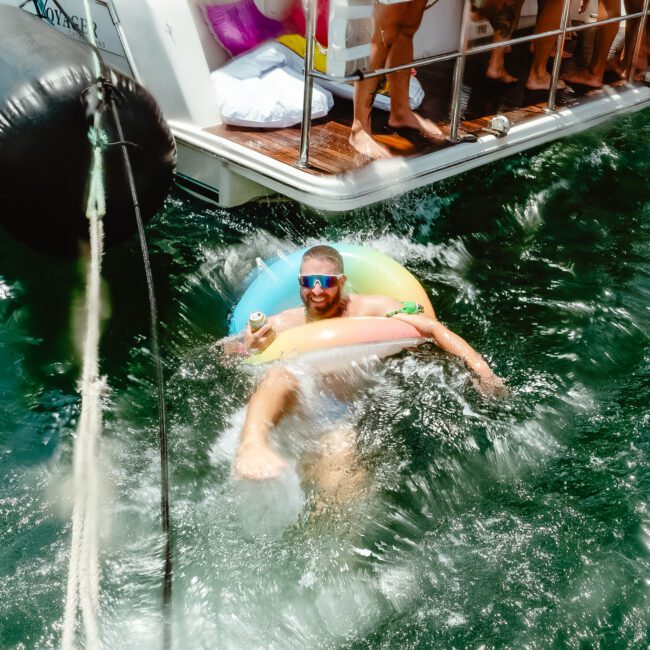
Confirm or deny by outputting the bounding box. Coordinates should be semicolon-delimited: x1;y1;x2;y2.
449;0;473;143
297;0;317;168
546;0;573;112
628;0;650;80
298;0;650;167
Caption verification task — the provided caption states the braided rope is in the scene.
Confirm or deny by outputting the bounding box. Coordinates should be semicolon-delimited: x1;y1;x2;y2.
61;2;106;647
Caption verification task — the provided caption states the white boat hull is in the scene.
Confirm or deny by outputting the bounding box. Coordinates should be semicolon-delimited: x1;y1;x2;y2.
4;0;649;212
170;82;650;211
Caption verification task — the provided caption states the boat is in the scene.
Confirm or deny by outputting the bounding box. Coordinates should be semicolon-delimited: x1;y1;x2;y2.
3;0;649;212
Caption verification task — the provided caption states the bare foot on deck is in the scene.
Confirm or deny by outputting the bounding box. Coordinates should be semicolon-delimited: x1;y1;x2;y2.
234;440;288;480
562;68;603;88
486;64;518;84
606;59;627;79
349;127;392;160
525;73;567;91
388;110;446;143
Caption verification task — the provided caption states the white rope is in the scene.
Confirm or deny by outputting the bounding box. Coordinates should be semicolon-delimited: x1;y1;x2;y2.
62;2;107;646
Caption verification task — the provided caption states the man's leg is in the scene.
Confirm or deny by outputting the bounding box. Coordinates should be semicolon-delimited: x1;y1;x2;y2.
234;366;298;480
621;0;649;79
563;0;620;87
300;427;367;507
383;0;445;141
526;0;567;90
350;5;393;159
485;0;524;83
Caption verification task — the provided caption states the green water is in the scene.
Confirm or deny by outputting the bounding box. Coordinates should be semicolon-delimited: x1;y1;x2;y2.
1;111;649;649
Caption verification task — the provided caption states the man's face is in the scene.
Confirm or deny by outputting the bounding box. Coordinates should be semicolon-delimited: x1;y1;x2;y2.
299;257;347;319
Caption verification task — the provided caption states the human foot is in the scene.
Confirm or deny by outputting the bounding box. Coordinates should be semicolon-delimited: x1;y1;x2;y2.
234;440;288;480
387;111;445;143
562;68;603;88
525;74;567;91
486;64;518;84
349;128;392;160
607;59;627;79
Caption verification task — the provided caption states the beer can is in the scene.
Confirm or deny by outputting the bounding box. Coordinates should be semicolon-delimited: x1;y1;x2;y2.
248;311;268;332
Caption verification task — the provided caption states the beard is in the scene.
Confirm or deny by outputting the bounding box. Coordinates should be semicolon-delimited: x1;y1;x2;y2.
303;286;344;320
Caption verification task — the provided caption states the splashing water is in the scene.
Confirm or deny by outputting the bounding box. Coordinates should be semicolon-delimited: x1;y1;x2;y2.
1;111;649;648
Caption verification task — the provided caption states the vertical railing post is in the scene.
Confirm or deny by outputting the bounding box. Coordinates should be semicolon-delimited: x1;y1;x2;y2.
297;0;316;168
625;0;650;81
545;0;572;112
448;0;472;143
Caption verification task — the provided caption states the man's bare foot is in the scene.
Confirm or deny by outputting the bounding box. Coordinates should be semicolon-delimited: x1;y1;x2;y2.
562;68;603;88
525;74;567;91
349;128;392;160
234;440;288;480
387;110;445;143
627;60;650;82
607;59;627;79
486;64;518;84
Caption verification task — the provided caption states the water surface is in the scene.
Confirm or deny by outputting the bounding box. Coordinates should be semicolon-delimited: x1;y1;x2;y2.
1;110;649;648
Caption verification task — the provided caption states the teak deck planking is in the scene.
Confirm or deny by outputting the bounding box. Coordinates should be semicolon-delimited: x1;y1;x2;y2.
204;49;625;178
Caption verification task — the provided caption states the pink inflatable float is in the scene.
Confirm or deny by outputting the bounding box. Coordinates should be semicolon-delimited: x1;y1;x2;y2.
203;0;329;56
203;0;285;55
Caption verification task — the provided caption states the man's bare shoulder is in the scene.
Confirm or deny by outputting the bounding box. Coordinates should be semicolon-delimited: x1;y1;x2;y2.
269;306;305;332
347;293;401;317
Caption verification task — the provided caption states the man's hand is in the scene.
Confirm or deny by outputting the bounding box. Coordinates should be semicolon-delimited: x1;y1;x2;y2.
244;321;276;354
234;440;288;480
472;373;508;398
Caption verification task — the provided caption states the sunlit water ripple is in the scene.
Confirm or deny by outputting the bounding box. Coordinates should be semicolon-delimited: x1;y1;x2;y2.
1;111;649;648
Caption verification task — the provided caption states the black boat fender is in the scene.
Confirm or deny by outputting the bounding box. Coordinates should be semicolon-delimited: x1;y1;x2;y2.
0;6;176;255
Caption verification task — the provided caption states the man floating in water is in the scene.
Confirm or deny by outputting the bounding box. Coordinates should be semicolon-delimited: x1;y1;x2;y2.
230;245;505;483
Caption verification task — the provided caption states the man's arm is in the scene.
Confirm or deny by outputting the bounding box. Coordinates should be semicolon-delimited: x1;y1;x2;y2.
396;312;506;395
355;294;505;395
395;313;492;376
218;307;304;357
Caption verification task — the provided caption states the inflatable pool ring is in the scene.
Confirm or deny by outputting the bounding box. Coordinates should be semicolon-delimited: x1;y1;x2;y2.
230;244;435;367
203;0;286;56
247;316;426;372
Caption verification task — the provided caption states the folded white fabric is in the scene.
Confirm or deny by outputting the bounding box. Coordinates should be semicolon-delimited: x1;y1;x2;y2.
211;42;334;128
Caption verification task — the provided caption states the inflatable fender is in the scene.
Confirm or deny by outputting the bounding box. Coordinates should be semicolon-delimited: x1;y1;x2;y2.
0;6;176;256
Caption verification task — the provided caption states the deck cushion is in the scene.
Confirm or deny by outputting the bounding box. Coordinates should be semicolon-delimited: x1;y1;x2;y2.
211;42;333;128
